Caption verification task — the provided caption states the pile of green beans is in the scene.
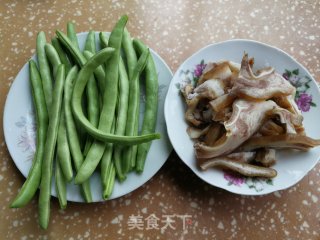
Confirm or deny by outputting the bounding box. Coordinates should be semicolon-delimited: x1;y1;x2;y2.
10;15;160;229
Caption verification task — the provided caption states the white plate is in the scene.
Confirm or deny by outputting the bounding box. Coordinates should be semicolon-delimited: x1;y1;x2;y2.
4;32;173;202
165;39;320;195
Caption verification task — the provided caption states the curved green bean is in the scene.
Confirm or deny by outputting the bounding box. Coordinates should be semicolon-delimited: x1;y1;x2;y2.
37;31;53;110
64;66;92;202
39;64;65;229
133;39;159;172
73;15;128;184
113;57;130;181
122;49;149;174
72;53;160;144
10;60;48;208
45;43;73;182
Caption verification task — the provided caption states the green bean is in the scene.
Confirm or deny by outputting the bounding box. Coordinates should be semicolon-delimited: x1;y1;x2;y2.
10;60;48;208
83;50;106;95
101;119;115;199
122;49;149;174
51;37;72;73
56;111;73;182
103;159;115;199
39;64;65;229
64;66;92;202
113;57;130;181
56;29;92;150
133;39;159;173
56;30;86;66
71;43;160;146
37;31;53;110
99;32;108;48
85;30;96;53
71;56;161;146
122;28;139;170
133;39;159;172
44;43;61;76
74;15;128;184
99;32;109;71
45;43;73;182
84;34;99;127
122;28;137;79
71;48;115;185
55;159;67;209
67;21;80;50
83;32;100;160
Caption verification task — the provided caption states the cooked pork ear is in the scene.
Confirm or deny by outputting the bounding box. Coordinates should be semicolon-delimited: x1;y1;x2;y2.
199;158;277;178
226;152;256;163
194;79;226;99
267;106;303;134
195;100;278;161
239;134;320;151
209;93;236;112
203;123;224;146
212;107;232;122
273;94;301;115
183;77;228;126
187;125;211;139
255;149;276;167
259;120;284;136
273;94;305;134
231;54;295;100
198;61;234;86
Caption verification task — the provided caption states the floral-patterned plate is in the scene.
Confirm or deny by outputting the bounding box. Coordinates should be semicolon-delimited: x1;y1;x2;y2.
3;32;173;202
164;39;320;195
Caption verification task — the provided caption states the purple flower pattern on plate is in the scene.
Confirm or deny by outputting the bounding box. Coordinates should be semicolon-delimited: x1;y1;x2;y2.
224;171;273;192
283;68;316;112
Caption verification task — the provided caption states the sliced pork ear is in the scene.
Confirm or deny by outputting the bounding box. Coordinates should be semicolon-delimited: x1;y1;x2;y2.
231;54;296;100
255;149;276;167
226;152;256;163
195;100;278;161
187;125;211;139
273;94;301;115
199;158;277;178
194;79;226;99
259;120;284;136
212;107;232;122
183;78;228;126
209;93;236;112
273;94;305;134
198;61;233;86
239;134;320;152
267;106;303;134
203;123;224;146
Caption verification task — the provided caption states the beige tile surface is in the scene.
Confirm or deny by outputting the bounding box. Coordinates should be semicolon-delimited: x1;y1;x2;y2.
1;0;319;239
